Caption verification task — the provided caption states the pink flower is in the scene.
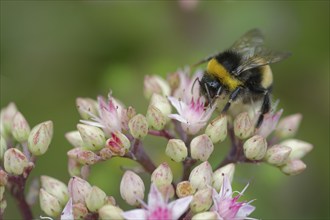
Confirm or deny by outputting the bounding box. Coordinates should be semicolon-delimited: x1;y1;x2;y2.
211;175;256;220
122;184;193;220
168;96;215;135
60;198;74;220
81;94;128;137
256;109;283;138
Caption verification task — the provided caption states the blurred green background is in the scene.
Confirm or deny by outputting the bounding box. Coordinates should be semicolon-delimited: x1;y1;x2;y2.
1;1;329;219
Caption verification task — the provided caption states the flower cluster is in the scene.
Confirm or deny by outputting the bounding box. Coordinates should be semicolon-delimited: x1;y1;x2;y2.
1;67;313;220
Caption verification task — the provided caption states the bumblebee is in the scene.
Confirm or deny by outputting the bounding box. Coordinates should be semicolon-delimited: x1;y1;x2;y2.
196;29;291;128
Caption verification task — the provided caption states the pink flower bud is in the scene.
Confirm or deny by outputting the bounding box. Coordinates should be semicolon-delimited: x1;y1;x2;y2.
151;162;173;187
280;139;313;160
11;111;30;142
77;124;105;151
0;135;7;160
99;205;124;220
99;147;113;160
212;163;235;192
85;186;107;212
205;115;227;143
275;113;302;139
67;158;83;177
76;97;98;120
67;148;101;165
0;170;8;186
120;171;145;206
176;181;195;198
190;134;214;161
3;148;29;175
65;131;84;148
0;199;7;214
189;161;213;190
146;105;167;130
128;114;148;139
39;188;62;217
190;188;213;213
143;75;171;99
265;144;292;166
165;139;187;162
0;102;18;135
281;159;307;175
73;203;88;219
234;112;254;139
150;94;172;118
243;135;267;160
28;121;53;156
40;176;69;206
68;176;92;204
105;131;131;156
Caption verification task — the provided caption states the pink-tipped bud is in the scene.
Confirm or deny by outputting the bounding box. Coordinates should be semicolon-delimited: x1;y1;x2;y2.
151;162;173;187
28;121;53;156
99;147;113;160
65;131;84;148
128;114;148;139
85;186;107;212
281;159;307;175
146;105;167;130
0;102;18;135
234;112;254;139
165;139;187;162
11;111;30;142
265;144;292;166
73;203;88;219
67;148;101;165
0;199;7;215
205;115;227;143
3;148;29;175
120;171;145;206
189;161;213;191
77;124;105;151
68;158;83;177
190;188;213;213
212;163;235;192
98;205;124;220
76;97;98;120
243;135;267;160
39;188;62;217
176;181;195;198
41;176;69;206
150;94;172;118
105;131;131;156
190;134;214;161
143;75;171;99
192;211;218;220
0;135;7;160
0;170;8;186
68;176;92;204
275;113;302;139
280;139;313;160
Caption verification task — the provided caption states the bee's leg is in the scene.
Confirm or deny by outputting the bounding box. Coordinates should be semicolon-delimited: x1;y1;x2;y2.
210;86;223;107
256;91;271;128
203;84;213;108
221;87;242;113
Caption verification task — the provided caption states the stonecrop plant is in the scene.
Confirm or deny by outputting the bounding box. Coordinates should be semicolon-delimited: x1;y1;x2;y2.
0;67;313;220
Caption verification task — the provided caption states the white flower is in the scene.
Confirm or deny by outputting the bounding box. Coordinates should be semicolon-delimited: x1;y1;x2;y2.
122;184;193;220
60;198;74;220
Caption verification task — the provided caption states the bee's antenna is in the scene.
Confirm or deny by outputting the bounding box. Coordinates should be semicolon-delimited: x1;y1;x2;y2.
191;77;201;94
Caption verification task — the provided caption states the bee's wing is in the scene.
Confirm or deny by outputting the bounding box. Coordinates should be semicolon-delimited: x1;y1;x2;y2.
230;29;265;55
232;48;291;75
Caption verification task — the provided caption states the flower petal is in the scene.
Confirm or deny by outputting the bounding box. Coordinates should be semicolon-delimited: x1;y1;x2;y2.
168;96;185;115
60;198;74;220
219;175;232;199
168;114;188;124
148;184;165;210
122;209;147;220
236;204;256;219
169;195;193;220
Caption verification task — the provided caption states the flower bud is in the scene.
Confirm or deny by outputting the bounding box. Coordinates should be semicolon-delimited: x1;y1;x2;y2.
4;148;29;175
192;211;218;220
151;162;173;187
0;170;8;186
146;105;167;130
98;205;124;220
120;171;145;206
280;139;313;160
212;163;235;192
190;188;213;213
243;135;267;160
28;121;53;156
150;94;172;117
176;181;195;198
0;199;7;214
157;184;175;199
205;115;227;143
191;134;214;161
76;97;98;120
0;186;4;201
106;131;131;156
39;188;62;217
68;158;83;177
281;159;306;175
105;196;116;206
265;144;292;166
0;135;7;160
165;139;187;162
73;203;88;219
68;176;92;204
143;75;171;99
0;102;18;134
234;112;254;139
77;124;105;151
189;161;213;190
167;71;180;91
11;111;30;143
85;186;107;212
99;147;113;160
65;131;84;148
128;114;148;139
41;176;69;206
68;148;101;165
275;113;302;139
